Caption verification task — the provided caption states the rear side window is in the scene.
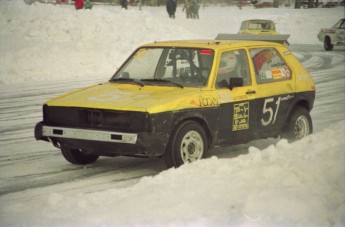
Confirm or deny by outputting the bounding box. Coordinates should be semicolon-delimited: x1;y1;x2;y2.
249;48;291;84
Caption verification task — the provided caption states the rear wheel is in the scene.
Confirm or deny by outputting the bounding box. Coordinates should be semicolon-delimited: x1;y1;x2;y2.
61;146;99;164
282;107;313;142
324;37;334;51
164;121;208;168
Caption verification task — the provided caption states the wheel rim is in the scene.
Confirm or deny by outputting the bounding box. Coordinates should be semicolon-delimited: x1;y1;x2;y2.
294;115;310;140
180;130;204;163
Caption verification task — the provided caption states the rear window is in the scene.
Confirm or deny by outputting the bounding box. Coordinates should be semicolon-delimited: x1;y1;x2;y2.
249;48;291;84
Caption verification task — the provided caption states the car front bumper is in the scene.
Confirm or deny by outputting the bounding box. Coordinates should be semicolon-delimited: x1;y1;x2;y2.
40;125;138;144
35;122;167;157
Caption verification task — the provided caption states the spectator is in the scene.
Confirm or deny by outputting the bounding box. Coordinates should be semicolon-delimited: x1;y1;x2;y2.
84;0;93;9
192;0;200;19
166;0;177;19
120;0;128;9
74;0;84;10
182;0;193;19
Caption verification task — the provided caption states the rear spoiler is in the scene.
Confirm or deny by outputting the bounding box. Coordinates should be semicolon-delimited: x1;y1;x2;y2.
215;33;290;45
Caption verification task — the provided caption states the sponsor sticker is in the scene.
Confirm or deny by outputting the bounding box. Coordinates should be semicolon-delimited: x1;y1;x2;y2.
233;102;249;131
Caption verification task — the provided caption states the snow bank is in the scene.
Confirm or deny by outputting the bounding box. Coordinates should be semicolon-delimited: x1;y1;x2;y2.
1;121;344;226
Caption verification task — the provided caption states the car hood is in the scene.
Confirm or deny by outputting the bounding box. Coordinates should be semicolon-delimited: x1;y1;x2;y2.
46;82;216;113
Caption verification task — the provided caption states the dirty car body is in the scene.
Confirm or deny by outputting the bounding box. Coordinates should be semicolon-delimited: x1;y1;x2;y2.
35;39;315;168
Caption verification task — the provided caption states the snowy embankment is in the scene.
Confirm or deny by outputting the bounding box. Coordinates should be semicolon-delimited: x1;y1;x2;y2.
1;121;344;226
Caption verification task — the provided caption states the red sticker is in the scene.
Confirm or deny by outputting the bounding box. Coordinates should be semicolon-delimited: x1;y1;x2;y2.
200;50;213;55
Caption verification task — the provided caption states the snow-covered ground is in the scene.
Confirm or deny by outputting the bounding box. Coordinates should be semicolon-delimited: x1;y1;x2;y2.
0;1;344;226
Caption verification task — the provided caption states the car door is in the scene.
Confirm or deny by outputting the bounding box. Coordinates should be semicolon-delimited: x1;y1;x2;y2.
215;49;258;146
248;47;296;138
335;19;345;44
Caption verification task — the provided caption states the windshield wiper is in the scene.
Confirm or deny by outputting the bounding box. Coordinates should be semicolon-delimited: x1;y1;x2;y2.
110;78;144;87
141;79;184;88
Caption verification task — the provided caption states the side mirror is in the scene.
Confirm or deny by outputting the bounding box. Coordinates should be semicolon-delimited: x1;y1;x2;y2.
229;77;243;90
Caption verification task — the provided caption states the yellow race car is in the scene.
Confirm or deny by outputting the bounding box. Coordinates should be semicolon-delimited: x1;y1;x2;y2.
238;19;279;35
35;37;315;168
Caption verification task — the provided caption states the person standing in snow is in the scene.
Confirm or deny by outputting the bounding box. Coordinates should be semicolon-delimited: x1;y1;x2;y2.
120;0;128;10
182;0;193;19
74;0;84;10
192;0;200;19
84;0;93;9
166;0;177;19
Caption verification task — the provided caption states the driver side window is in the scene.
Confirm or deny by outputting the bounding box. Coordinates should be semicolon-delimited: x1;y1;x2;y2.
216;49;251;89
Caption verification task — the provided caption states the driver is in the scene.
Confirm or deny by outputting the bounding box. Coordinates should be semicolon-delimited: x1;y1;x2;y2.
216;51;238;88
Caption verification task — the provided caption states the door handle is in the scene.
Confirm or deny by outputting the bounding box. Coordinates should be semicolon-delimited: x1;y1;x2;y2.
246;90;256;95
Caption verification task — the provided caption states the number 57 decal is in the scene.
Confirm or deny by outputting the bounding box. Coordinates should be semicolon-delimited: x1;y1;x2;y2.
261;97;281;126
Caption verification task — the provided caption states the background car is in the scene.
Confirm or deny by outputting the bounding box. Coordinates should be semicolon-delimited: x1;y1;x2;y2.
317;18;345;51
238;19;279;35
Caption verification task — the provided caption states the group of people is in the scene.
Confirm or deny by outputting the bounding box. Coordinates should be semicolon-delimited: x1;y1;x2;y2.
74;0;92;10
166;0;201;19
74;0;128;10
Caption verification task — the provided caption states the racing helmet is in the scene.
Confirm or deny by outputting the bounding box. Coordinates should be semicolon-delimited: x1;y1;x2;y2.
218;52;238;75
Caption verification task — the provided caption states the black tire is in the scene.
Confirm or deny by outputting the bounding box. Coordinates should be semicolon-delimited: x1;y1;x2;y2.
164;121;208;168
324;37;334;51
282;107;313;142
61;146;99;164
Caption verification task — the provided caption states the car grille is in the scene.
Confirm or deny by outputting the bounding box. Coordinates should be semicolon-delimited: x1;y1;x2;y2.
43;105;149;132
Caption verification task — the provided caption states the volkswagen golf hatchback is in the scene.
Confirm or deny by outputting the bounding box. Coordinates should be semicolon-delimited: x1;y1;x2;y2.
35;38;315;168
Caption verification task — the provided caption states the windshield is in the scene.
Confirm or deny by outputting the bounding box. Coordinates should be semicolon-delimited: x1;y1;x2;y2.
110;47;214;87
333;19;345;29
248;21;275;30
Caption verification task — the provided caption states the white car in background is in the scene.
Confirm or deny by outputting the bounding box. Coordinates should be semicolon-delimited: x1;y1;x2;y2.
317;18;345;51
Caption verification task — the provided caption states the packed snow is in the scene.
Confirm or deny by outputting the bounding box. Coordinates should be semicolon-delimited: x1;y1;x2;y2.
0;1;344;226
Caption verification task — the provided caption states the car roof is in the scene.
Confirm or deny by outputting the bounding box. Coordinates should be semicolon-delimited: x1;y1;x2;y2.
141;39;282;50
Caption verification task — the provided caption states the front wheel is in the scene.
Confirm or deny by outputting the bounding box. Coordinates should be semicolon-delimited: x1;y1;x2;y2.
61;146;99;164
164;121;208;168
324;37;334;51
282;107;313;142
